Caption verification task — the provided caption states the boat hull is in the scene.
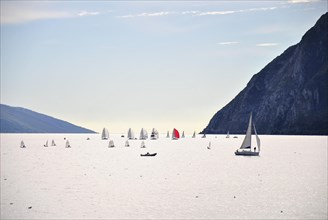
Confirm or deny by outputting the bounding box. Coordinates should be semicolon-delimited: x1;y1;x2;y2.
235;151;259;156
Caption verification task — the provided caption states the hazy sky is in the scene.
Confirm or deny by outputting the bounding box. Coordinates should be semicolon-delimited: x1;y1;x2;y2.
1;0;327;134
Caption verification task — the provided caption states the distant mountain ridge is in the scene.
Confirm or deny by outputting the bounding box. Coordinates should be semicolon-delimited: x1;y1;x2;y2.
0;104;96;133
203;13;328;135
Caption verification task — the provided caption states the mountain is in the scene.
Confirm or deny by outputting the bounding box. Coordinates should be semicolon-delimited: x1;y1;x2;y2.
203;13;328;135
0;104;96;133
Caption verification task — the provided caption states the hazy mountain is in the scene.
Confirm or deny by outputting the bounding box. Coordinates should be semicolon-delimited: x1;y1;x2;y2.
203;13;328;135
0;104;96;133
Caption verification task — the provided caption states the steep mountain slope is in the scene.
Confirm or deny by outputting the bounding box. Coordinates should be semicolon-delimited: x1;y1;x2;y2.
0;104;96;133
203;13;328;135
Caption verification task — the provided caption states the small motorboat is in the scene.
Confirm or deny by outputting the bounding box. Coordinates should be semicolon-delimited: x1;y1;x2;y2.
140;152;157;157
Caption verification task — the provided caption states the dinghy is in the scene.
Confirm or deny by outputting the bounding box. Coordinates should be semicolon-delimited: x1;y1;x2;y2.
20;141;26;148
125;140;130;147
172;128;180;140
65;140;71;148
181;131;185;138
166;131;170;138
139;128;148;140
235;113;260;156
51;140;56;146
127;128;135;140
140;152;157;157
150;128;159;140
192;131;196;138
108;140;115;148
44;140;48;147
140;141;146;148
101;128;109;140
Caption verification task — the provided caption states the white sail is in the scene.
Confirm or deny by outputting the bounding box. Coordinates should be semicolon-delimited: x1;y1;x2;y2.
125;140;130;147
254;124;261;152
166;131;170;138
182;131;185;138
192;131;196;138
207;141;211;149
65;140;71;148
150;128;159;140
127;128;135;139
240;113;252;149
226;131;230;138
51;140;56;146
101;128;109;140
20;141;26;148
139;128;148;140
108;140;115;148
44;140;48;147
140;141;146;148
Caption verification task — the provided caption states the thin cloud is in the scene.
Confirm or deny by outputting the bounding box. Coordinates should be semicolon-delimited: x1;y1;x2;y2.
181;11;201;15
121;11;172;18
1;2;102;24
198;11;235;16
217;42;240;45
256;43;279;47
287;0;319;3
1;8;72;24
77;11;100;17
120;7;278;19
197;7;278;16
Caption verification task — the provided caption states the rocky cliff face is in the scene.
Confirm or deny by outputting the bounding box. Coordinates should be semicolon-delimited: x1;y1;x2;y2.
203;13;328;135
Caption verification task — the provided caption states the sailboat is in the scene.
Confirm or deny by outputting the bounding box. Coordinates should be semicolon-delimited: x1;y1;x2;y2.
20;141;26;148
202;132;206;138
127;128;135;140
44;140;48;147
140;141;146;148
150;128;159;140
192;131;196;138
172;128;180;140
125;140;130;147
65;140;71;148
51;140;56;146
235;113;261;156
207;141;211;149
181;131;185;138
166;131;170;138
101;128;109;140
108;140;115;148
139;128;148;140
226;131;230;138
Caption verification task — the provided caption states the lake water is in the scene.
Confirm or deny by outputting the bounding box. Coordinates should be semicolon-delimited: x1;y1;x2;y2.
1;134;327;219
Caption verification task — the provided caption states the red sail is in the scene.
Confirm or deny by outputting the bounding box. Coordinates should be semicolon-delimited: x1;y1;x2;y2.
173;128;180;139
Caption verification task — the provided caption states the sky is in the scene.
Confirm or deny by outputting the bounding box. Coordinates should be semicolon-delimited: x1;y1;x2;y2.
1;0;327;134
